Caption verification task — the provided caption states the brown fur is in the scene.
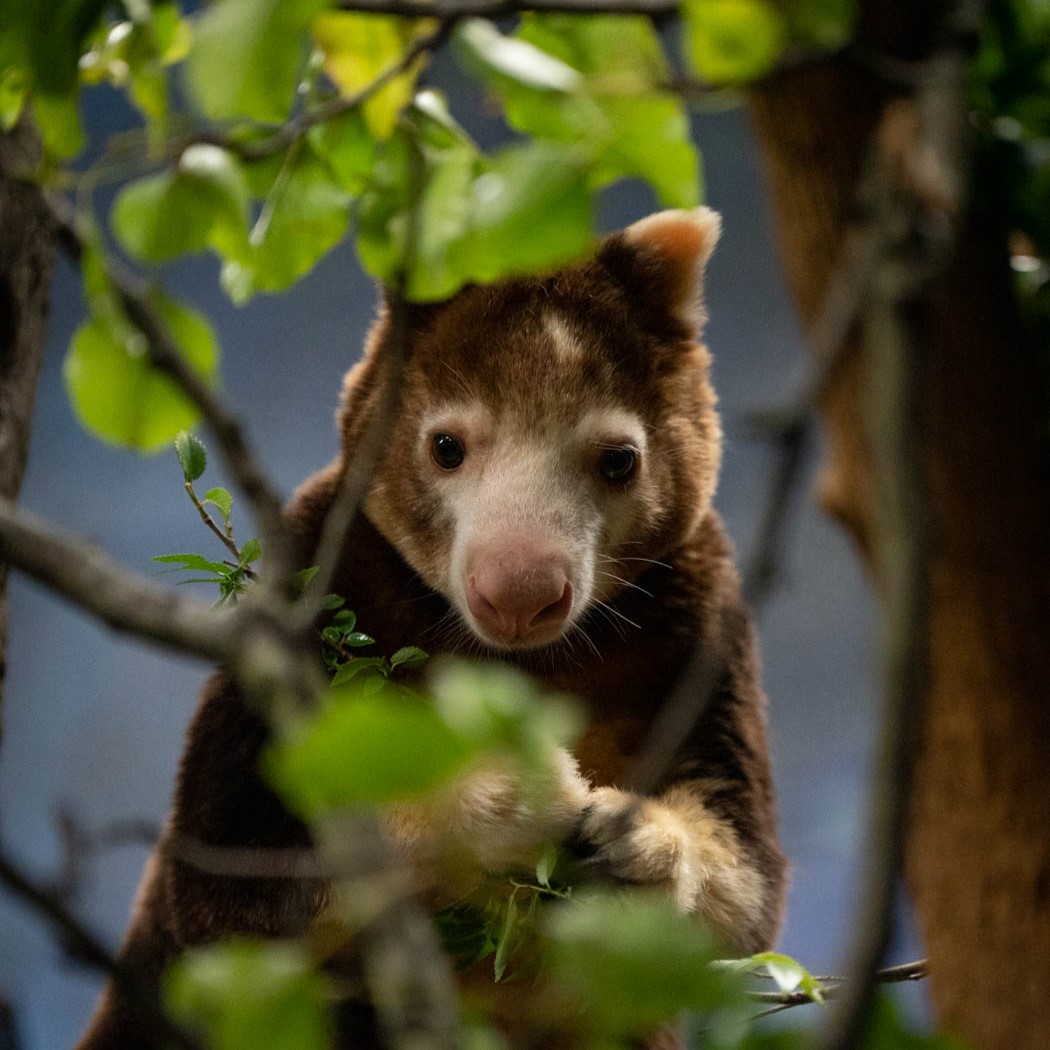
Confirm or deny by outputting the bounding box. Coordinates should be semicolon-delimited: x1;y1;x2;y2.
78;211;787;1048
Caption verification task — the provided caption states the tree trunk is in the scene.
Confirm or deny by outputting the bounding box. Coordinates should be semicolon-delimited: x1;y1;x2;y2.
749;20;1050;1050
0;123;54;738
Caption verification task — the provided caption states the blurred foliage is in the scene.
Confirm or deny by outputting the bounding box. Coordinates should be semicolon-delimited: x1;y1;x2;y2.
166;939;332;1050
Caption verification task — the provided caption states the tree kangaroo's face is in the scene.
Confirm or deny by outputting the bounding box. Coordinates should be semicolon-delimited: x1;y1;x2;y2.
362;209;724;652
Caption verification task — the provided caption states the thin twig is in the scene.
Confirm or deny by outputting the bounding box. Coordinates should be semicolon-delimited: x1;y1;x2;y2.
747;959;927;1001
745;959;927;1022
185;482;243;564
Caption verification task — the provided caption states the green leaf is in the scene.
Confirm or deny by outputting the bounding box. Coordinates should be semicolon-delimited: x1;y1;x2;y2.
240;537;262;564
747;951;825;1003
545;891;736;1036
165;939;331;1050
492;890;520;982
0;67;28;131
390;646;428;670
457;19;582;93
290;565;319;596
355;128;416;283
267;681;475;811
153;1;192;62
514;13;666;87
330;657;389;684
8;0;108;97
331;609;357;629
319;594;346;611
429;661;582;762
64;294;219;452
408;127;479;301
112;144;250;263
593;94;700;209
153;553;230;574
503;16;701;207
311;11;431;139
203;486;233;524
435;903;498;971
345;631;375;648
787;0;856;48
33;90;84;160
187;0;327;123
307;107;379;194
175;430;207;482
457;141;593;286
535;843;558;889
682;0;787;85
222;143;351;300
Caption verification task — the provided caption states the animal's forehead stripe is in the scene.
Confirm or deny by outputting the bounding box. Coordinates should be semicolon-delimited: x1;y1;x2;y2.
543;310;586;363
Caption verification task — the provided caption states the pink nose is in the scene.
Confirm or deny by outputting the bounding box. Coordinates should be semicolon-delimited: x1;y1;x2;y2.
465;543;573;644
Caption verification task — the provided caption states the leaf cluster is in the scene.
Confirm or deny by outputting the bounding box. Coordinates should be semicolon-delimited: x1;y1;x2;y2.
1;0;858;455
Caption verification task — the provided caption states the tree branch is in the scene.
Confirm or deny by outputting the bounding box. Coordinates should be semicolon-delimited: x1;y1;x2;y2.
0;499;234;663
0;848;199;1050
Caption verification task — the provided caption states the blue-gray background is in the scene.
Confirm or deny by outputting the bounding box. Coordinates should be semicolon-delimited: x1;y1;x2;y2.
0;69;924;1048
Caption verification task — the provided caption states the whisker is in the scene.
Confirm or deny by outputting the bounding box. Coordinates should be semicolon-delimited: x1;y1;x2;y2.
592;599;641;632
604;556;673;570
595;569;653;599
569;621;602;661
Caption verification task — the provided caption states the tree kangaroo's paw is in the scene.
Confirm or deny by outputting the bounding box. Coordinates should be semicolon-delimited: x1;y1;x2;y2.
387;746;592;881
573;783;767;949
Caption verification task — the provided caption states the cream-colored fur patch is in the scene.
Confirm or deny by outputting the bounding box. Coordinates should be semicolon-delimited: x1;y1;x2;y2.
576;408;648;455
580;780;766;951
544;311;586;362
384;746;591;899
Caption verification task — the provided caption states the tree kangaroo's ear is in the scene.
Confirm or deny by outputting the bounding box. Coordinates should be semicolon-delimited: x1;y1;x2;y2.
597;207;722;336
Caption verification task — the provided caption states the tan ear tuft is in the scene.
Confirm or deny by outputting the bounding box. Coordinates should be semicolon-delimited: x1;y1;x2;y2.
622;207;721;331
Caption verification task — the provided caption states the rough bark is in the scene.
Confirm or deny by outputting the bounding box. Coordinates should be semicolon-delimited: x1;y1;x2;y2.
749;20;1050;1050
0;123;55;740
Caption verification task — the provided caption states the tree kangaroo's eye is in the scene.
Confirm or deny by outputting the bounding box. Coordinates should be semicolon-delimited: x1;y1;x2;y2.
431;433;465;471
599;446;638;482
